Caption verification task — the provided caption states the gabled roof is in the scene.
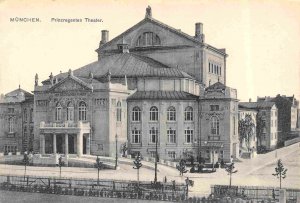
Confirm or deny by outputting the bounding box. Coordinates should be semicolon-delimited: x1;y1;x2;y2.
47;73;93;92
205;82;227;91
0;88;33;103
43;53;195;84
239;101;276;110
97;16;227;56
127;91;198;101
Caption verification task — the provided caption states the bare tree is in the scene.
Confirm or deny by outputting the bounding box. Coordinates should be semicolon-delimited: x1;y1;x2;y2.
94;156;103;185
133;153;143;187
225;163;238;187
176;159;188;176
272;159;287;189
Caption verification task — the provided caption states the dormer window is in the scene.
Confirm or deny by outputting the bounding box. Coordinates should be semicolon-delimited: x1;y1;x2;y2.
136;32;161;47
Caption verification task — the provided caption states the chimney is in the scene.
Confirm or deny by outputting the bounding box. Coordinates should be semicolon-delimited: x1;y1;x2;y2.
100;30;109;46
195;23;205;42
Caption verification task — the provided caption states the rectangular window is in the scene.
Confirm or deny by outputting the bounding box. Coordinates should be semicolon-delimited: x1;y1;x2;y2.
184;129;193;143
150;151;156;158
8;117;14;133
149;127;158;143
220;150;224;159
233;116;236;135
167;129;176;143
167;151;176;159
24;109;27;122
30;109;33;122
210;105;219;111
131;129;141;143
219;67;222;75
8;108;14;113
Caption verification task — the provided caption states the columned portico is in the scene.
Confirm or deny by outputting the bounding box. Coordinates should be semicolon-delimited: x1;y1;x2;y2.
39;121;91;157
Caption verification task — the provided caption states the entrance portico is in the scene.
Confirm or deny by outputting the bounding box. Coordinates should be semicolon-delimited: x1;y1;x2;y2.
39;121;91;157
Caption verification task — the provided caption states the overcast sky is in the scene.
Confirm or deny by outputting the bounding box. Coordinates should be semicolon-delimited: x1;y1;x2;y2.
0;0;299;102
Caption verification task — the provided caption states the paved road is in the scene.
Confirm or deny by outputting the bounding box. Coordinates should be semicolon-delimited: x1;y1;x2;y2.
0;143;299;197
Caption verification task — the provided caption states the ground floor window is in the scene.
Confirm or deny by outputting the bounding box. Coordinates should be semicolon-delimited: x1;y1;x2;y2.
149;151;156;158
167;129;176;143
167;151;176;159
4;145;17;155
184;128;193;143
131;129;141;143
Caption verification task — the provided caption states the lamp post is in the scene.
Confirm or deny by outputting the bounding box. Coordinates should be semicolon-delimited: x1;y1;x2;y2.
154;132;158;183
115;133;118;170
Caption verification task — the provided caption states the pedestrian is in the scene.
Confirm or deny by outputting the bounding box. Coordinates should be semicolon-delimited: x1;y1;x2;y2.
163;176;167;183
230;155;233;163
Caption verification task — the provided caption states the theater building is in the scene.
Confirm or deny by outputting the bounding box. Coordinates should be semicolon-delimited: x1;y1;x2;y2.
0;7;240;162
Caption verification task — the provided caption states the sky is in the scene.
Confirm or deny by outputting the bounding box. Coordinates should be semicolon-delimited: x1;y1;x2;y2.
0;0;299;102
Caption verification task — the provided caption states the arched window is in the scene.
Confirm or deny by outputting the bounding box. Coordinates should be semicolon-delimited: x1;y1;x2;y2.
184;106;193;121
55;103;62;121
67;102;74;121
117;101;122;122
136;32;161;47
167;106;176;121
211;116;219;135
79;102;87;121
150;106;158;121
8;117;14;133
30;108;33;123
132;106;141;122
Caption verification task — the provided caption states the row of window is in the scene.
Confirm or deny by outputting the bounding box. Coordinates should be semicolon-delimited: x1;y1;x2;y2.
139;149;224;160
55;100;123;122
55;102;87;121
208;62;222;75
132;106;194;122
131;127;194;144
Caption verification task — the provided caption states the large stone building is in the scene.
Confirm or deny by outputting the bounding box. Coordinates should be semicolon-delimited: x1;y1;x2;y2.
0;87;34;155
257;94;299;143
0;7;239;162
239;101;278;150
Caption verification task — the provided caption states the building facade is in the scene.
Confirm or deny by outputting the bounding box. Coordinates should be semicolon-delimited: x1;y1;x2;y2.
0;87;34;155
257;95;299;143
239;102;278;150
0;7;239;162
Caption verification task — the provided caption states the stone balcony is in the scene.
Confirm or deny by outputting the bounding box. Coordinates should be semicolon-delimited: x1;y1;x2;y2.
39;121;90;134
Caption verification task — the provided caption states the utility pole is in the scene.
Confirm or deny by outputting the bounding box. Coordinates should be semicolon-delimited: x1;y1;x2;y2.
115;133;118;170
154;133;158;183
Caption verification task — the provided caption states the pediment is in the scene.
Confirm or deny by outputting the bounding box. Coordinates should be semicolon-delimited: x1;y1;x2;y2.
99;17;197;52
48;77;91;92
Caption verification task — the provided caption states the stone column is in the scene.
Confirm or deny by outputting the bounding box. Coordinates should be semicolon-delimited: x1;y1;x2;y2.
40;134;45;155
65;134;69;155
77;132;83;157
53;133;57;154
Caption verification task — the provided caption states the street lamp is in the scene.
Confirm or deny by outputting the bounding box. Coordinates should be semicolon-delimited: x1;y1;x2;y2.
154;130;158;183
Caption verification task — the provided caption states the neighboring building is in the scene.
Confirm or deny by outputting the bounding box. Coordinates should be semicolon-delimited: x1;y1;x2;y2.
239;102;278;150
238;104;258;156
200;82;239;163
0;87;34;154
0;7;239;162
257;94;300;142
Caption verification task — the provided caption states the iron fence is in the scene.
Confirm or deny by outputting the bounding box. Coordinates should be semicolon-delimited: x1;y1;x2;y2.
0;175;187;201
211;185;300;202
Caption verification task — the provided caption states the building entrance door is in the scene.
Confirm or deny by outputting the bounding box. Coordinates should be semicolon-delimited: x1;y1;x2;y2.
56;135;63;154
83;136;86;154
68;135;75;154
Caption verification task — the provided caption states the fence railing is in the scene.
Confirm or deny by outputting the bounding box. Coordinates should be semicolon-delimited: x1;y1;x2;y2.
211;185;300;202
0;175;187;202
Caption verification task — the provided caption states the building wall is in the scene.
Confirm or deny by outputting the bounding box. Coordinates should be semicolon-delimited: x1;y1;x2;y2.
0;103;23;154
127;99;198;160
